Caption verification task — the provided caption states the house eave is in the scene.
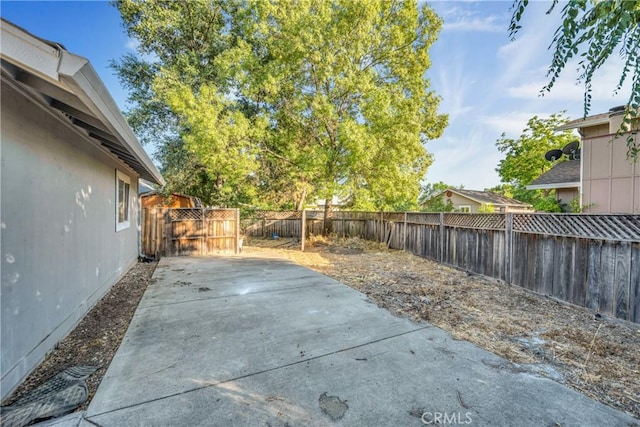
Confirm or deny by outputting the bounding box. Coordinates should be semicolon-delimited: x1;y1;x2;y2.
0;18;164;186
526;182;581;190
556;114;610;131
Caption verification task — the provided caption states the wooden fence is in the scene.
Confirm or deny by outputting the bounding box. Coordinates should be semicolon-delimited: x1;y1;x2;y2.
242;211;640;323
142;207;240;257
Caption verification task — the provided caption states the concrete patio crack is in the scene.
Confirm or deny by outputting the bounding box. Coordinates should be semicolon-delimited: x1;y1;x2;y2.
85;325;431;419
138;281;339;309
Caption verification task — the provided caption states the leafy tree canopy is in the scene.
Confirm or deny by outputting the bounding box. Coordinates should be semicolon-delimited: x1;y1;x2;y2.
113;0;447;217
495;113;575;212
496;113;576;188
509;0;640;158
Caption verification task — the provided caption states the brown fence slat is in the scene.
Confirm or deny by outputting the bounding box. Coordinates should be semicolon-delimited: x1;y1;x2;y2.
630;243;640;323
142;207;239;256
614;242;631;320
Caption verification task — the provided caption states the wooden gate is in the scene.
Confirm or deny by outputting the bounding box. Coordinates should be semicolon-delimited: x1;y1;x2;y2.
141;207;240;257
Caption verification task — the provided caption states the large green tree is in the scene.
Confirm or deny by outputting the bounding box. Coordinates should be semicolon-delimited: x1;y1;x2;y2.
114;0;255;207
114;0;447;222
509;0;640;158
495;113;576;212
245;1;447;225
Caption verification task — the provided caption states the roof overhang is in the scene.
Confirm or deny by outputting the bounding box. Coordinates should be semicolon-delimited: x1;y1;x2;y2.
556;113;610;131
526;182;580;190
0;19;164;185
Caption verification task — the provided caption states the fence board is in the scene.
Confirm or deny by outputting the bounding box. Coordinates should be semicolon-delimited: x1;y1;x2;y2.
525;235;537;291
599;243;617;315
142;207;239;256
630;243;640;323
586;240;602;311
614;242;631;320
570;239;588;307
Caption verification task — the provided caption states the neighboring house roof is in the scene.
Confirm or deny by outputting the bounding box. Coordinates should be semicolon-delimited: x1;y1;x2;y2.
556;112;610;131
433;188;533;208
0;19;164;185
527;161;581;190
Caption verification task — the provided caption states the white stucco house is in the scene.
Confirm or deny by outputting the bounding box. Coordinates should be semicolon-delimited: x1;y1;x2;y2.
1;19;164;399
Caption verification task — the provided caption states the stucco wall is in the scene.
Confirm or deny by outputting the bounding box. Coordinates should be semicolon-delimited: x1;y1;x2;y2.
442;193;480;212
1;83;140;399
556;188;580;209
581;126;639;213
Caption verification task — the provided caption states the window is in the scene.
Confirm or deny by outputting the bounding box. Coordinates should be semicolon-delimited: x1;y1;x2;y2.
116;170;130;231
458;205;471;213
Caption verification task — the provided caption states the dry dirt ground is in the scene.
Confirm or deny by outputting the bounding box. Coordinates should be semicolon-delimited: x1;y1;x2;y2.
4;237;639;422
245;236;640;420
1;261;158;413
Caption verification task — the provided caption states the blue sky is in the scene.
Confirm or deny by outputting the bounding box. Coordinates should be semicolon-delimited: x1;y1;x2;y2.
1;1;630;190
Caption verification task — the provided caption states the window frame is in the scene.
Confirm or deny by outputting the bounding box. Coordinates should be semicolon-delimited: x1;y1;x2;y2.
115;170;131;232
458;205;471;213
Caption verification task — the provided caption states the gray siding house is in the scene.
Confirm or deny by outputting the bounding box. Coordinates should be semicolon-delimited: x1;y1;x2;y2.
1;19;163;399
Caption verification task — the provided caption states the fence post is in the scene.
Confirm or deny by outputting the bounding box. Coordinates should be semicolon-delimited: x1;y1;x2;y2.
201;208;205;255
505;213;513;283
403;212;408;251
235;208;241;254
380;211;384;242
164;208;171;256
439;212;445;262
301;209;307;252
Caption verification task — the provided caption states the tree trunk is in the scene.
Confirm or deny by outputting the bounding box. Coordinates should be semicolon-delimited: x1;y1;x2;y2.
294;187;307;211
322;195;333;236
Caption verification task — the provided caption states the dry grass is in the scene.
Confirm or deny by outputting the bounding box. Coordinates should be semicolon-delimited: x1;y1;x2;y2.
246;235;640;419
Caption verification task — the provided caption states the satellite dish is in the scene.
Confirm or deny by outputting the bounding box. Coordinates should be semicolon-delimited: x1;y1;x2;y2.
568;150;581;161
562;140;580;155
545;149;564;161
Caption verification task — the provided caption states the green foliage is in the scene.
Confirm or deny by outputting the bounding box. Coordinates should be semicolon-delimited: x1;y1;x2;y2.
509;0;640;159
529;192;563;213
421;196;455;213
484;184;515;199
248;0;447;213
478;203;495;213
113;0;248;207
113;0;447;213
489;185;562;213
418;181;461;212
496;112;576;188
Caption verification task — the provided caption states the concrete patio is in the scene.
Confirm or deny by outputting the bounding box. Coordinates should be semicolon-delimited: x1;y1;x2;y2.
76;255;637;426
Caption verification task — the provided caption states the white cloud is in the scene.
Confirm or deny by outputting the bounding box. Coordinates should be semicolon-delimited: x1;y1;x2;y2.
438;2;506;33
433;59;474;124
480;111;552;137
506;58;632;104
443;15;503;33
